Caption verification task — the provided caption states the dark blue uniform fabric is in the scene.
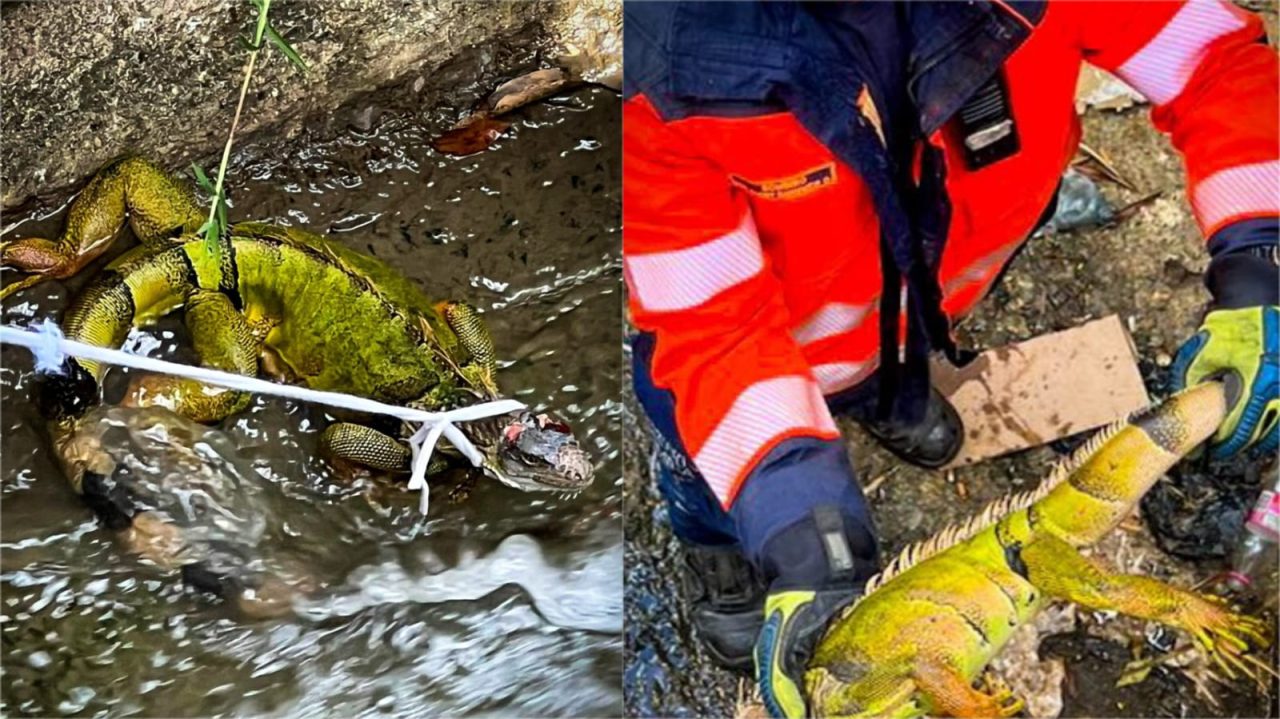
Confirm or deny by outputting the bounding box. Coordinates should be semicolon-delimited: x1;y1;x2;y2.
631;332;739;547
1208;218;1279;257
1206;221;1279;309
632;333;880;587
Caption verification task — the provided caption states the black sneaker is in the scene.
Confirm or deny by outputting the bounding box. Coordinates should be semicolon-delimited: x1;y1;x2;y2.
680;543;767;673
859;386;963;468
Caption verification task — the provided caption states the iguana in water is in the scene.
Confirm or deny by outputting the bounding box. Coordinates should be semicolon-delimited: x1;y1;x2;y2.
2;157;594;612
806;382;1275;718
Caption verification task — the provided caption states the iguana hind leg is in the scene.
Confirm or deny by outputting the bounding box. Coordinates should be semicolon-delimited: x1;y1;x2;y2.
2;156;203;299
913;656;1024;718
1022;534;1273;685
123;290;258;422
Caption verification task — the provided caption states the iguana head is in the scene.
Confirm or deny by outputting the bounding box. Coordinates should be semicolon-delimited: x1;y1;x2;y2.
462;410;594;492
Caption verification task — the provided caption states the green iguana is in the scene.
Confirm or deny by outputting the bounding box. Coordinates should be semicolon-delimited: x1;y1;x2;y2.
2;157;594;612
807;382;1274;718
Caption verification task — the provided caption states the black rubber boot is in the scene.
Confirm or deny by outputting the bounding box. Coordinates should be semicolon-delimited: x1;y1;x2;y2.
859;386;963;468
680;543;767;673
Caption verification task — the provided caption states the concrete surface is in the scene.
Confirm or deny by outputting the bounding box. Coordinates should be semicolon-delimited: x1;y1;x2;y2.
0;0;620;209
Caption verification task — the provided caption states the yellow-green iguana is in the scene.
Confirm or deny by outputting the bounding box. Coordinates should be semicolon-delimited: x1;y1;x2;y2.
807;382;1275;718
2;156;595;614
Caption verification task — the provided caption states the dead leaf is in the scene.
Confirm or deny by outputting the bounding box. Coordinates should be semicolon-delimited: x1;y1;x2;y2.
431;115;511;156
1115;658;1155;688
1075;142;1138;192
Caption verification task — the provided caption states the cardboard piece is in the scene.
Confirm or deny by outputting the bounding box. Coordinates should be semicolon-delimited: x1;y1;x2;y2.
933;315;1150;467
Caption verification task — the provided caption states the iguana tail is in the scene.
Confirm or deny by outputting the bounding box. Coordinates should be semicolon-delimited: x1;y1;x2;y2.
1034;380;1227;545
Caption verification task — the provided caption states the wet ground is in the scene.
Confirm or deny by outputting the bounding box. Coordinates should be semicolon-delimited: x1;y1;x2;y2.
621;56;1278;719
1;69;622;716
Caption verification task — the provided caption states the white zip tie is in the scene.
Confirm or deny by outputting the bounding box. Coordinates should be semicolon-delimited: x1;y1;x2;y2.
0;320;525;516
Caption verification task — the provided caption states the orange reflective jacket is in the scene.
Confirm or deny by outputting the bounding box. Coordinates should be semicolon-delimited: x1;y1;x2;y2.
623;1;1279;508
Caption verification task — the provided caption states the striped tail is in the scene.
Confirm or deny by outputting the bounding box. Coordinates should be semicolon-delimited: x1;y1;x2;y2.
1034;381;1228;545
38;244;209;419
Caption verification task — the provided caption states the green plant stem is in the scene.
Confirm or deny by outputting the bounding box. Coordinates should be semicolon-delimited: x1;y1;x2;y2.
204;0;273;246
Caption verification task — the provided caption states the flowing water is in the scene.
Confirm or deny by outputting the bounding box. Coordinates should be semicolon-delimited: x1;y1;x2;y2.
1;80;621;717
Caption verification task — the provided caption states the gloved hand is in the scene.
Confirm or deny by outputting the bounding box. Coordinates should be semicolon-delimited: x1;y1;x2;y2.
755;588;851;718
1172;305;1279;458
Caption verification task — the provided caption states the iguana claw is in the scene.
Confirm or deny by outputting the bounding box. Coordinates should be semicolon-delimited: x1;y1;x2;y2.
978;671;1025;718
1187;599;1275;690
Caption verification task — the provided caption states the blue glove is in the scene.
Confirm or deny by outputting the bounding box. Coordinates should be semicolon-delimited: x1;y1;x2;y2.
1172;233;1279;459
1172;305;1279;458
756;588;851;718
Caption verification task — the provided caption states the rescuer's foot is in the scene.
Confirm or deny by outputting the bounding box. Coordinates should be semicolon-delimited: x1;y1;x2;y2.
860;387;963;468
680;542;766;673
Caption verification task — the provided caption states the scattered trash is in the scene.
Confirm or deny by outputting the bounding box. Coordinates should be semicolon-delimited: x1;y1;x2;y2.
1037;168;1116;234
1140;455;1267;561
1075;65;1147;113
1221;469;1279;608
1075;141;1138;192
989;604;1076;718
932;315;1149;466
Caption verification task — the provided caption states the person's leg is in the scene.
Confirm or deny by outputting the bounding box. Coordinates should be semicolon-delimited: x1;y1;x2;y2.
632;332;765;671
632;332;739;546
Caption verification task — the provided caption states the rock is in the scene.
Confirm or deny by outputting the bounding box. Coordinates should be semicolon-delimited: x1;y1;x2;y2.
990;604;1077;719
27;651;53;670
546;0;621;88
349;105;377;133
0;0;621;208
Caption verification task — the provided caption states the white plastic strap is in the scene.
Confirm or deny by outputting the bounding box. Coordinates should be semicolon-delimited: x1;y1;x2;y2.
0;321;525;516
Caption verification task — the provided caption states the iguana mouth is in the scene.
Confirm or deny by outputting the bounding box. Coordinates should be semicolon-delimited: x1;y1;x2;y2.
466;410;594;492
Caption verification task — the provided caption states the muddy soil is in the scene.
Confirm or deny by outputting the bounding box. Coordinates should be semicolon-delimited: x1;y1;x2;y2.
1;61;622;717
621;14;1279;718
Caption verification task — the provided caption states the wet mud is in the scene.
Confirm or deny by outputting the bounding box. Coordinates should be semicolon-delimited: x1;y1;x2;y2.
1;67;621;716
622;33;1278;719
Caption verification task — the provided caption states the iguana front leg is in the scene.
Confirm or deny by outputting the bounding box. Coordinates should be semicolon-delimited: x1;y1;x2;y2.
442;300;500;397
123;290;258;422
1022;534;1273;684
913;657;1024;718
2;156;203;299
319;422;455;476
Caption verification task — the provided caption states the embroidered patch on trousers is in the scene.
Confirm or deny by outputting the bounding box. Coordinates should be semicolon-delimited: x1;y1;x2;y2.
730;163;836;200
